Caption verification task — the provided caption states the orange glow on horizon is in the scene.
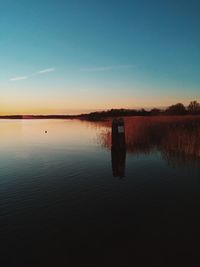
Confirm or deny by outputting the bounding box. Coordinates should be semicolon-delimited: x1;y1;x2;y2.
0;96;195;115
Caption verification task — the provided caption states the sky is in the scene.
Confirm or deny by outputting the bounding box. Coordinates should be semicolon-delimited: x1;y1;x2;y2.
0;0;200;115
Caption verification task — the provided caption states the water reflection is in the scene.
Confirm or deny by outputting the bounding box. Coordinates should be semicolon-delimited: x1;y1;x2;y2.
97;116;200;168
1;118;200;266
111;147;126;178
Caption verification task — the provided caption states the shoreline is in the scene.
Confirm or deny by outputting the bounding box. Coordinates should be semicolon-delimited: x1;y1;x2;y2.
1;114;200;121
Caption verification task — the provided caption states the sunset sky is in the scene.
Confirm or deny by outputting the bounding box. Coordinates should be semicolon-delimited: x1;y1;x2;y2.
1;0;200;115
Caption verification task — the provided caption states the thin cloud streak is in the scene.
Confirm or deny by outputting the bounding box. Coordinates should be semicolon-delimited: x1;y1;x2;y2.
10;76;28;81
9;67;56;81
80;65;135;72
38;68;55;74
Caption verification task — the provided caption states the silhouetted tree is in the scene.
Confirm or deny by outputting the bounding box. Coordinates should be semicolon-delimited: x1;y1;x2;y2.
188;101;200;114
150;108;161;115
165;103;187;115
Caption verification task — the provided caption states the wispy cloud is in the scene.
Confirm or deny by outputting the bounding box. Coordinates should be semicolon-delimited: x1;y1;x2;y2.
10;76;28;81
80;64;135;72
9;67;56;81
38;68;55;74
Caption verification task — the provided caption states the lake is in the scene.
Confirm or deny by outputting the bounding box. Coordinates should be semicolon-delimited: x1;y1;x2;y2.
1;117;200;266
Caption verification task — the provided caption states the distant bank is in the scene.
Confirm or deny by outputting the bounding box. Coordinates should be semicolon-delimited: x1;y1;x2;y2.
1;101;200;120
0;115;80;119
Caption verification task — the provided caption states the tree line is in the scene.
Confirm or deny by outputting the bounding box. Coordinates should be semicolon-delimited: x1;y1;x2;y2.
83;100;200;120
1;101;200;120
165;101;200;115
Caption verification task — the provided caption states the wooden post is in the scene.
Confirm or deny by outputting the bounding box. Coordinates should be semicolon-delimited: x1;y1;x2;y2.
112;118;126;149
111;118;126;178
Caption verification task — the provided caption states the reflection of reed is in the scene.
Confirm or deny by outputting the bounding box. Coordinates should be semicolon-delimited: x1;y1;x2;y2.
97;116;200;165
160;127;200;165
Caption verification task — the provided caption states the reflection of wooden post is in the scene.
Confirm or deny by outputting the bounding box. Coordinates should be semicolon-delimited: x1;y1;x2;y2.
111;119;126;178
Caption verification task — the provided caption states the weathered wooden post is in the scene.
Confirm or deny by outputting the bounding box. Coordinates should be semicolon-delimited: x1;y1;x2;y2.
112;118;126;148
111;118;126;178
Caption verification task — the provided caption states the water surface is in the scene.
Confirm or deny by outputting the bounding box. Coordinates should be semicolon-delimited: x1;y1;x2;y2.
1;117;200;266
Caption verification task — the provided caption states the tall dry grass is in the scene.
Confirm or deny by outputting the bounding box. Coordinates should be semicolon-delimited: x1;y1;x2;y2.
97;116;200;164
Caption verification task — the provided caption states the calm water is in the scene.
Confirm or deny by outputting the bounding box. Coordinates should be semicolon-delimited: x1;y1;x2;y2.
1;117;200;266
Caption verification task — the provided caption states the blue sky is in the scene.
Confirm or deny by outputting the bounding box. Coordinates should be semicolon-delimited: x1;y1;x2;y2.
1;0;200;114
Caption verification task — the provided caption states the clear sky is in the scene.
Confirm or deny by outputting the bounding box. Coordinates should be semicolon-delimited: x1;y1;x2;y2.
1;0;200;114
